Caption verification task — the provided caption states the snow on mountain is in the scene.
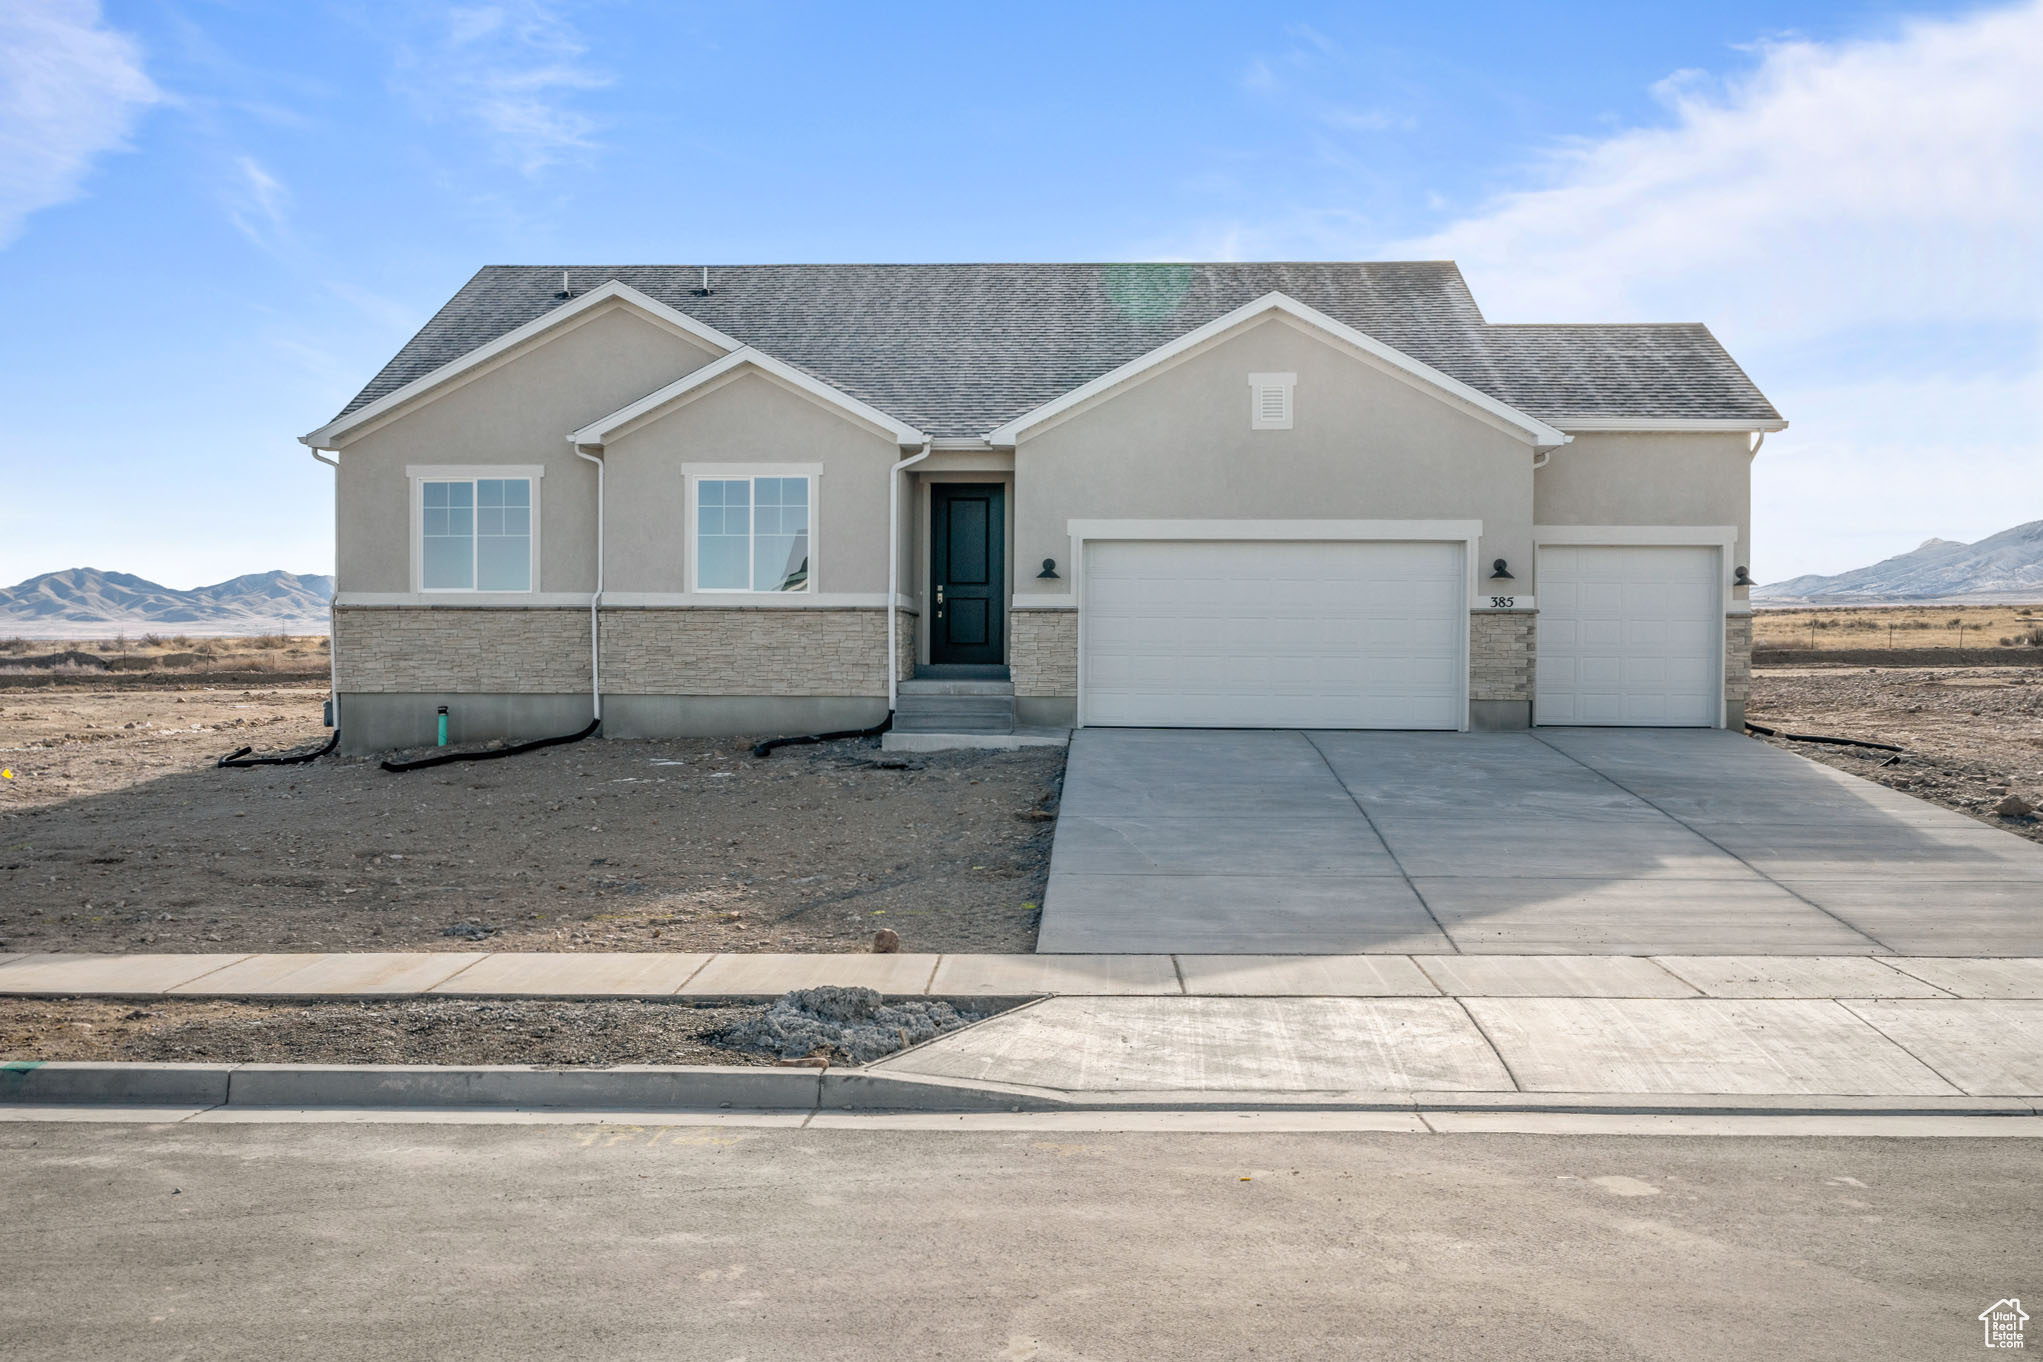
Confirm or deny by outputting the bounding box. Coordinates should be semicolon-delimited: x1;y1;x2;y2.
1758;521;2043;604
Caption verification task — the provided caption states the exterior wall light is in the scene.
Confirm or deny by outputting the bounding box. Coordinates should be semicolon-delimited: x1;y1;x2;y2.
1733;565;1752;585
1489;558;1514;580
1037;558;1060;579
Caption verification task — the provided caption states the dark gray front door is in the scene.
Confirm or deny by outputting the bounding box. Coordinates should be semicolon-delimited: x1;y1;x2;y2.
929;483;1005;666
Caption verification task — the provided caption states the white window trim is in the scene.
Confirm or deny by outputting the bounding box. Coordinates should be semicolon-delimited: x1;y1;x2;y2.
1063;518;1481;733
407;465;544;594
1248;372;1296;430
683;463;822;594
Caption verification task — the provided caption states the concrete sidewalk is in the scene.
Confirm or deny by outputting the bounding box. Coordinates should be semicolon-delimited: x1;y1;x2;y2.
4;949;2043;1000
873;994;2043;1103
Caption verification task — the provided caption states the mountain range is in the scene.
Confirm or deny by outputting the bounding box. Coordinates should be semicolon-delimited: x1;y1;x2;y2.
1758;520;2043;604
0;568;333;637
6;524;2037;633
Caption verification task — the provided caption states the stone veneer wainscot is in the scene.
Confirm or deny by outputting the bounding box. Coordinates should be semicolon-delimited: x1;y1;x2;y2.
336;606;914;695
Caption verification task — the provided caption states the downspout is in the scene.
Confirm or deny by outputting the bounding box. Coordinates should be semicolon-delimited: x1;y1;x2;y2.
574;445;604;724
886;440;933;712
310;448;340;727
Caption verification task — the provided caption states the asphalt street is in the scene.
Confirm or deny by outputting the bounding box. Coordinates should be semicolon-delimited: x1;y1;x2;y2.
2;1117;2033;1360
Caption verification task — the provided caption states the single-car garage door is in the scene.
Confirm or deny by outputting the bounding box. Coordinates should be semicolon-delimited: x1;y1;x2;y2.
1537;545;1720;726
1081;539;1465;728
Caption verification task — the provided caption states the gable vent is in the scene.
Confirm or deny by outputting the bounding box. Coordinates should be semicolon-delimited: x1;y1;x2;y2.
1249;372;1295;430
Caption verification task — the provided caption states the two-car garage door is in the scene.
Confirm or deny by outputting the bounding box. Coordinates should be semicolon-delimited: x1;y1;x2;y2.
1081;540;1465;729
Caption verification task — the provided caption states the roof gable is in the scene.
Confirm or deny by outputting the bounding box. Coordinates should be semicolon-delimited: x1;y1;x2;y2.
983;292;1569;449
569;347;927;449
301;281;742;449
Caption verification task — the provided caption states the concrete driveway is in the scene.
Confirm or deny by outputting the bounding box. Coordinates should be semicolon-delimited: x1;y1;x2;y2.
1037;728;2043;955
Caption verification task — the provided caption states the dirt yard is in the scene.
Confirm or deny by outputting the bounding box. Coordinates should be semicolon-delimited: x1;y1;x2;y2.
0;684;1064;956
1749;665;2043;845
0;997;772;1066
0;631;330;682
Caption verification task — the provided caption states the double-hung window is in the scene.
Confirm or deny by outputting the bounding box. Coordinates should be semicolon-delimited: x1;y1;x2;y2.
413;468;540;592
693;473;813;592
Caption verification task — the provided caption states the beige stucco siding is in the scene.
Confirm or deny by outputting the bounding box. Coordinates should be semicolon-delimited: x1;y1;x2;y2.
1534;431;1753;572
1012;317;1534;599
600;371;902;595
333;305;725;594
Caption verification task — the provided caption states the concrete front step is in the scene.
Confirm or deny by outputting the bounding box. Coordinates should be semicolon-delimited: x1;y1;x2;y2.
895;697;1015;717
898;678;1015;697
893;718;1018;735
894;688;1017;734
882;727;1073;752
894;714;1016;735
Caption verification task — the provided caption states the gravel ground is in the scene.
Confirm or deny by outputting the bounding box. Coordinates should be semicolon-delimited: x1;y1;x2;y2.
1749;665;2043;845
0;683;1065;955
0;997;777;1066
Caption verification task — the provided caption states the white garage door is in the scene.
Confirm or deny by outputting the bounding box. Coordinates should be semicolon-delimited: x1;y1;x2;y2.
1081;539;1465;729
1537;545;1720;727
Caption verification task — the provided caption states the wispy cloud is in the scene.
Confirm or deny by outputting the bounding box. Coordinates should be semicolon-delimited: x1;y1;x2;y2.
223;153;290;249
1393;1;2043;575
1238;23;1413;137
0;0;159;247
1399;4;2043;335
394;1;612;175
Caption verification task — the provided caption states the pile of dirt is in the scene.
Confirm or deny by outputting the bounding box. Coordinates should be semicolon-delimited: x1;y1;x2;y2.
712;986;985;1064
1750;665;2043;845
1754;647;2043;667
0;997;773;1066
0;650;113;671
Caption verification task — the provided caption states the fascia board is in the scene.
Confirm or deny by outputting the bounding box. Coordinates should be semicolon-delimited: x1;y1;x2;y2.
570;346;928;449
1557;417;1790;433
300;281;743;449
984;291;1569;449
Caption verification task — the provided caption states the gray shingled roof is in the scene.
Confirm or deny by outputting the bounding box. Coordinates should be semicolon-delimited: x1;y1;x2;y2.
338;262;1780;437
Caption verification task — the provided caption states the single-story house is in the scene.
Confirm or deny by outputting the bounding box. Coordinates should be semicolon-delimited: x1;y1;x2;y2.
302;262;1784;753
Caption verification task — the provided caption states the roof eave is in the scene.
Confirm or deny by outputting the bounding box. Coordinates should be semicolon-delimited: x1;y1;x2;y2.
1555;417;1789;433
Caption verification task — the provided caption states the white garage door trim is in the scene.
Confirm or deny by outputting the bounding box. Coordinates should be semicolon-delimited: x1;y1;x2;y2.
1068;519;1481;731
1533;525;1736;729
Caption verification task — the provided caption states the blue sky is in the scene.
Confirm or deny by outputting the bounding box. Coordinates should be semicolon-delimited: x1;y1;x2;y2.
2;0;2038;587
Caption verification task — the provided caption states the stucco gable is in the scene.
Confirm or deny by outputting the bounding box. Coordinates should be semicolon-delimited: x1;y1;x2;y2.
983;292;1570;450
569;347;928;451
302;281;741;450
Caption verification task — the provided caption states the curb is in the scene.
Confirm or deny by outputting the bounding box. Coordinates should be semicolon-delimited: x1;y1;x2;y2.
5;1062;2040;1118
